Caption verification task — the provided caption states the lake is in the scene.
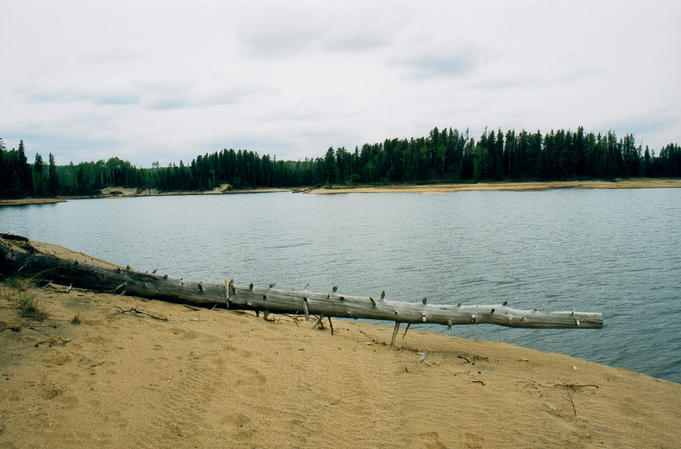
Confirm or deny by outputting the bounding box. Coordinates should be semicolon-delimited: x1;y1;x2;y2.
2;189;680;383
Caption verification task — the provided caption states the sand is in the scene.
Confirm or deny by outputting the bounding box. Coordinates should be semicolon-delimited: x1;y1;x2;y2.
0;199;66;207
4;179;681;207
308;178;681;194
98;186;290;197
0;187;290;207
2;274;680;448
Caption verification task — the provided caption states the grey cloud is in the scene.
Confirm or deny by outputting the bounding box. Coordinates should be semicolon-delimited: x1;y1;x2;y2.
558;66;602;83
1;129;120;163
17;85;140;106
599;112;678;139
471;66;603;91
320;26;393;53
16;82;276;110
236;5;395;59
143;85;278;110
236;3;324;60
322;35;390;52
241;29;392;58
80;48;148;65
238;29;318;59
395;52;477;79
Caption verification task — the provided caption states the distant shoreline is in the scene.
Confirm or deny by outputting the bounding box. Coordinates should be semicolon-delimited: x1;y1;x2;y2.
0;187;290;207
0;198;67;207
2;178;680;206
307;178;681;194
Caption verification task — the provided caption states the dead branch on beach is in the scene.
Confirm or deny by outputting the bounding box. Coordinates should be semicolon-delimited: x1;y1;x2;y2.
115;306;168;321
1;234;604;350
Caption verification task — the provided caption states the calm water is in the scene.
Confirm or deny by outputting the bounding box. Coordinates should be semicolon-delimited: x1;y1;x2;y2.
2;189;680;383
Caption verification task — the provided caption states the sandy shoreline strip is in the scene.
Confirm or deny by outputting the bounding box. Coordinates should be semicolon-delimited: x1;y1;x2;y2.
0;187;290;207
1;240;680;448
3;178;680;206
0;198;66;207
308;178;681;194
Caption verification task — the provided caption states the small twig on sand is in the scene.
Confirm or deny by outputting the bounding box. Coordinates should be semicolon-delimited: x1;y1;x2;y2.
312;315;326;330
471;380;486;386
554;383;600;390
34;336;71;347
329;394;353;406
182;304;200;311
115;306;168;321
556;379;594;416
566;388;577;416
282;314;304;326
358;330;381;344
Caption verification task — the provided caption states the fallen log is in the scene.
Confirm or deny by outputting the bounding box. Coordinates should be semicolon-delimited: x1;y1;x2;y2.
0;234;604;336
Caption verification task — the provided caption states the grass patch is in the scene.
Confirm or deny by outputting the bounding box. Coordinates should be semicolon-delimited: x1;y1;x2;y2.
4;276;30;291
18;294;45;320
1;276;45;320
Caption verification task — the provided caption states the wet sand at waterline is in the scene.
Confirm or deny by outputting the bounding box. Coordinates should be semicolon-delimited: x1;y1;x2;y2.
308;178;681;194
1;246;680;448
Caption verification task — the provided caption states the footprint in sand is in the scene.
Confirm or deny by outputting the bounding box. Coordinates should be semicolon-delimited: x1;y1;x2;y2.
461;431;485;449
420;431;449;449
48;352;72;367
224;413;252;428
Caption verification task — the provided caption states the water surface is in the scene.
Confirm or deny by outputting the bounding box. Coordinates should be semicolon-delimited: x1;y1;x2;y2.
2;189;680;383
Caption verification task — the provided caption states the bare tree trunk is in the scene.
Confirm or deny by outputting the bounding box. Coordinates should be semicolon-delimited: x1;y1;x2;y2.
0;234;603;329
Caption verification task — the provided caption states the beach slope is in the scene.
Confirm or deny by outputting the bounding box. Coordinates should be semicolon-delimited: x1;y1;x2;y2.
1;246;680;448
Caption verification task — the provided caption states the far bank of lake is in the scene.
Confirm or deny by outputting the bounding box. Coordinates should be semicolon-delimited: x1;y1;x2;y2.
308;178;681;194
3;178;681;207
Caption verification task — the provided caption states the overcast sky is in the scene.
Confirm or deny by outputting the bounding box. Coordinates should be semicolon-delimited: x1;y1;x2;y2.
1;0;680;166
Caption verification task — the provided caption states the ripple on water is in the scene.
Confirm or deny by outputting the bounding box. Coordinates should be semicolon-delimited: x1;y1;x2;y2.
2;189;680;383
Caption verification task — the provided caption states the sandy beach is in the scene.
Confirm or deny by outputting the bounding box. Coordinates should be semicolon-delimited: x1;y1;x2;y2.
308;178;681;194
0;186;290;207
0;199;66;207
3;178;681;207
1;243;680;448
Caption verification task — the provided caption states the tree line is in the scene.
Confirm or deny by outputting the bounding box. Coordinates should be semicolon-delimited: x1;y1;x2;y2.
1;126;680;198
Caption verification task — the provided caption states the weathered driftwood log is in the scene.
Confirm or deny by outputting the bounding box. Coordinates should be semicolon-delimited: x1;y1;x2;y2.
0;234;603;331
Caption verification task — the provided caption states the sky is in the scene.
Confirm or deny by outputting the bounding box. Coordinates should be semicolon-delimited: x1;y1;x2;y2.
1;0;680;167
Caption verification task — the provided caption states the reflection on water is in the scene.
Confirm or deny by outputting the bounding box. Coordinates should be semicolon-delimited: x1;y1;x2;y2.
2;189;680;383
